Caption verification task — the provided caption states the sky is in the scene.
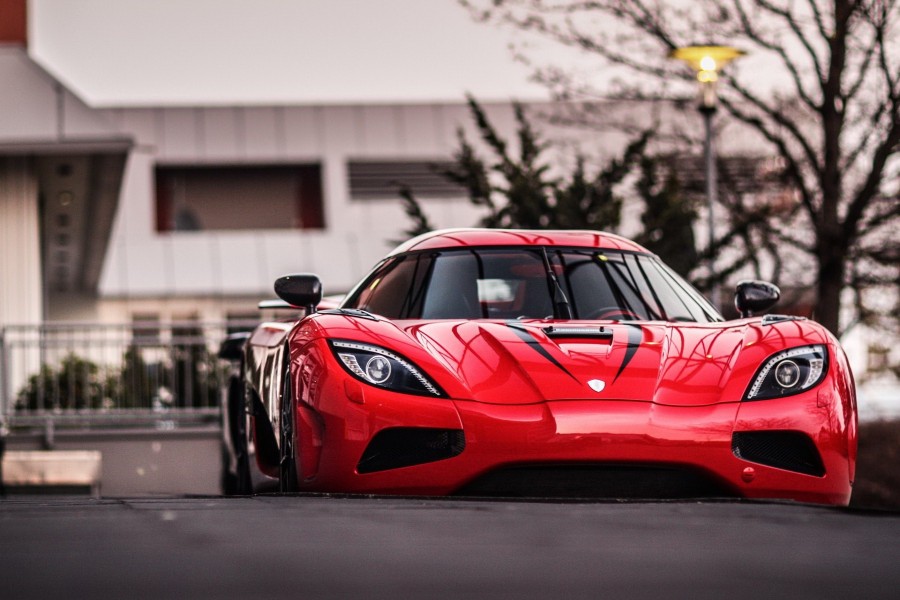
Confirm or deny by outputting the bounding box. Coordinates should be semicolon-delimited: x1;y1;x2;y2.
28;0;555;107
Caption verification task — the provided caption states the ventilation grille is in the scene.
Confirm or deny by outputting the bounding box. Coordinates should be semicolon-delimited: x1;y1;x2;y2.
348;161;464;199
357;427;465;474
732;431;825;477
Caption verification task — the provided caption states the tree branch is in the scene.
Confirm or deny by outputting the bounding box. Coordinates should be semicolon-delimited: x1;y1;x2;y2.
719;96;819;220
753;0;826;76
731;0;820;110
724;76;823;178
845;115;900;239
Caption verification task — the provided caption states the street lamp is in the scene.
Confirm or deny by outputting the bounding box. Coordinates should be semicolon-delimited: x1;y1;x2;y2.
669;45;745;312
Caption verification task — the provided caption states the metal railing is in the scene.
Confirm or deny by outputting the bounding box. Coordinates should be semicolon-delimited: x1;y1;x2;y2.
0;321;257;431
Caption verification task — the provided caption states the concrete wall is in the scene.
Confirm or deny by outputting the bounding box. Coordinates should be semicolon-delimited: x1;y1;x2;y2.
0;157;42;326
4;428;223;496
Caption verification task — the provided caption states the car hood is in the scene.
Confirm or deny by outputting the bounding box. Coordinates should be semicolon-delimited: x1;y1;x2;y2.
307;315;832;407
405;319;832;407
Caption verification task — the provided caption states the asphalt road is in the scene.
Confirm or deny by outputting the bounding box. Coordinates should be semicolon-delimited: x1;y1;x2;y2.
1;495;898;600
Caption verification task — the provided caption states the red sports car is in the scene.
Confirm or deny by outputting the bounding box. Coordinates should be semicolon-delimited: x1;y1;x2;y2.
220;229;857;505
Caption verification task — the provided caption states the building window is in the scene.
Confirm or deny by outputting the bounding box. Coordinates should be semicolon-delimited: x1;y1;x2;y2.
347;160;464;200
131;313;161;342
155;164;325;232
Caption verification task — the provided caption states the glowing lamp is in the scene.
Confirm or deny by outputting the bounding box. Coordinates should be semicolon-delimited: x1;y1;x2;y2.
669;45;745;108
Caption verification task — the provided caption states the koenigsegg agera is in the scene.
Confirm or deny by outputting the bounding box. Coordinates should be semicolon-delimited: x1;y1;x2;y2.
220;229;857;505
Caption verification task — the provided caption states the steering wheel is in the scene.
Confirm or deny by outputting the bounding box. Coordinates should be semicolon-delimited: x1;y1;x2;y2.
584;306;640;321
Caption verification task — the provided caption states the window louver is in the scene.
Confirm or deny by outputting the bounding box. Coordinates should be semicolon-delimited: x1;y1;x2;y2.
348;161;465;200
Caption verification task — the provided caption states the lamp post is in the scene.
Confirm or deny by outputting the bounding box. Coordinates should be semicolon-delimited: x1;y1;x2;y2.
669;45;745;312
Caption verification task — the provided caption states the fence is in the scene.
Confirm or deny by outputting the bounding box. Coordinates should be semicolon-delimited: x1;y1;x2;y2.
0;321;256;432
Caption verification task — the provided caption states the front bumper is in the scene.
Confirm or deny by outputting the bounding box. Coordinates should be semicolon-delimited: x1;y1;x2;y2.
297;380;854;505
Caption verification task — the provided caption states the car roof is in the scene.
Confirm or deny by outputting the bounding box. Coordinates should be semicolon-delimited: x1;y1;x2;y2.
389;228;651;256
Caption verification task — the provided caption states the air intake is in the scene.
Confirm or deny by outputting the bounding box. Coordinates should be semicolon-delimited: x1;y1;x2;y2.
357;427;465;474
732;431;825;477
456;464;736;499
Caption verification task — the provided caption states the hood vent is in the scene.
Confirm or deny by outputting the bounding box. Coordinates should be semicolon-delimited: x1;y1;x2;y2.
543;326;614;340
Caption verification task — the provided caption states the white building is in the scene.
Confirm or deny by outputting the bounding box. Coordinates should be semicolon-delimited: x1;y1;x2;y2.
1;0;897;418
2;0;518;327
1;0;670;329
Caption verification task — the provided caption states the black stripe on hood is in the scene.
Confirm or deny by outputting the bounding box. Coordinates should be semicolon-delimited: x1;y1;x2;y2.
506;322;580;383
613;324;643;383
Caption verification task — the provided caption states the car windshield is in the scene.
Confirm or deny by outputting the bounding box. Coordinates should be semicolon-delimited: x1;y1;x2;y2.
343;248;721;322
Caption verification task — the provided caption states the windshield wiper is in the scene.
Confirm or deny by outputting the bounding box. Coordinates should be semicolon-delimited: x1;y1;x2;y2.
541;248;573;319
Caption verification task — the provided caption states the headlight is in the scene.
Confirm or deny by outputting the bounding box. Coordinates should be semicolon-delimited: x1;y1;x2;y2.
329;340;445;397
744;345;827;401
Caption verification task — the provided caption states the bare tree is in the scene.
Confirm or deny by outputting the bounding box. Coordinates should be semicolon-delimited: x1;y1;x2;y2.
463;0;900;337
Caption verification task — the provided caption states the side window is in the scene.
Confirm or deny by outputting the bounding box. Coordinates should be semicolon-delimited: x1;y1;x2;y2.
640;257;710;322
352;255;431;318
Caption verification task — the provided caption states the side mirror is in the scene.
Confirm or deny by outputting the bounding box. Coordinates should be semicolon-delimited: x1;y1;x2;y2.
274;274;323;313
218;331;251;362
734;280;780;318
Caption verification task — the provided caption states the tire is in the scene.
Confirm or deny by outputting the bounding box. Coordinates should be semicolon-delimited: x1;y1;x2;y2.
224;374;252;495
233;419;252;495
221;445;238;495
278;371;299;493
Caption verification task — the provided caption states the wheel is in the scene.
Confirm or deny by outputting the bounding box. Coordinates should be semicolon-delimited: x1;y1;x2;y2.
232;406;252;495
222;374;252;495
278;371;299;493
585;306;640;321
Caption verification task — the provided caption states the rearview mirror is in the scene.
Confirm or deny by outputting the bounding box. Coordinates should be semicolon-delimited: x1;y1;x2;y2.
274;274;323;312
734;280;780;318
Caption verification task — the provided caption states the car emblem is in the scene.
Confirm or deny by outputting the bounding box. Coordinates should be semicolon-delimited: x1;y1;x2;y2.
588;379;606;393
